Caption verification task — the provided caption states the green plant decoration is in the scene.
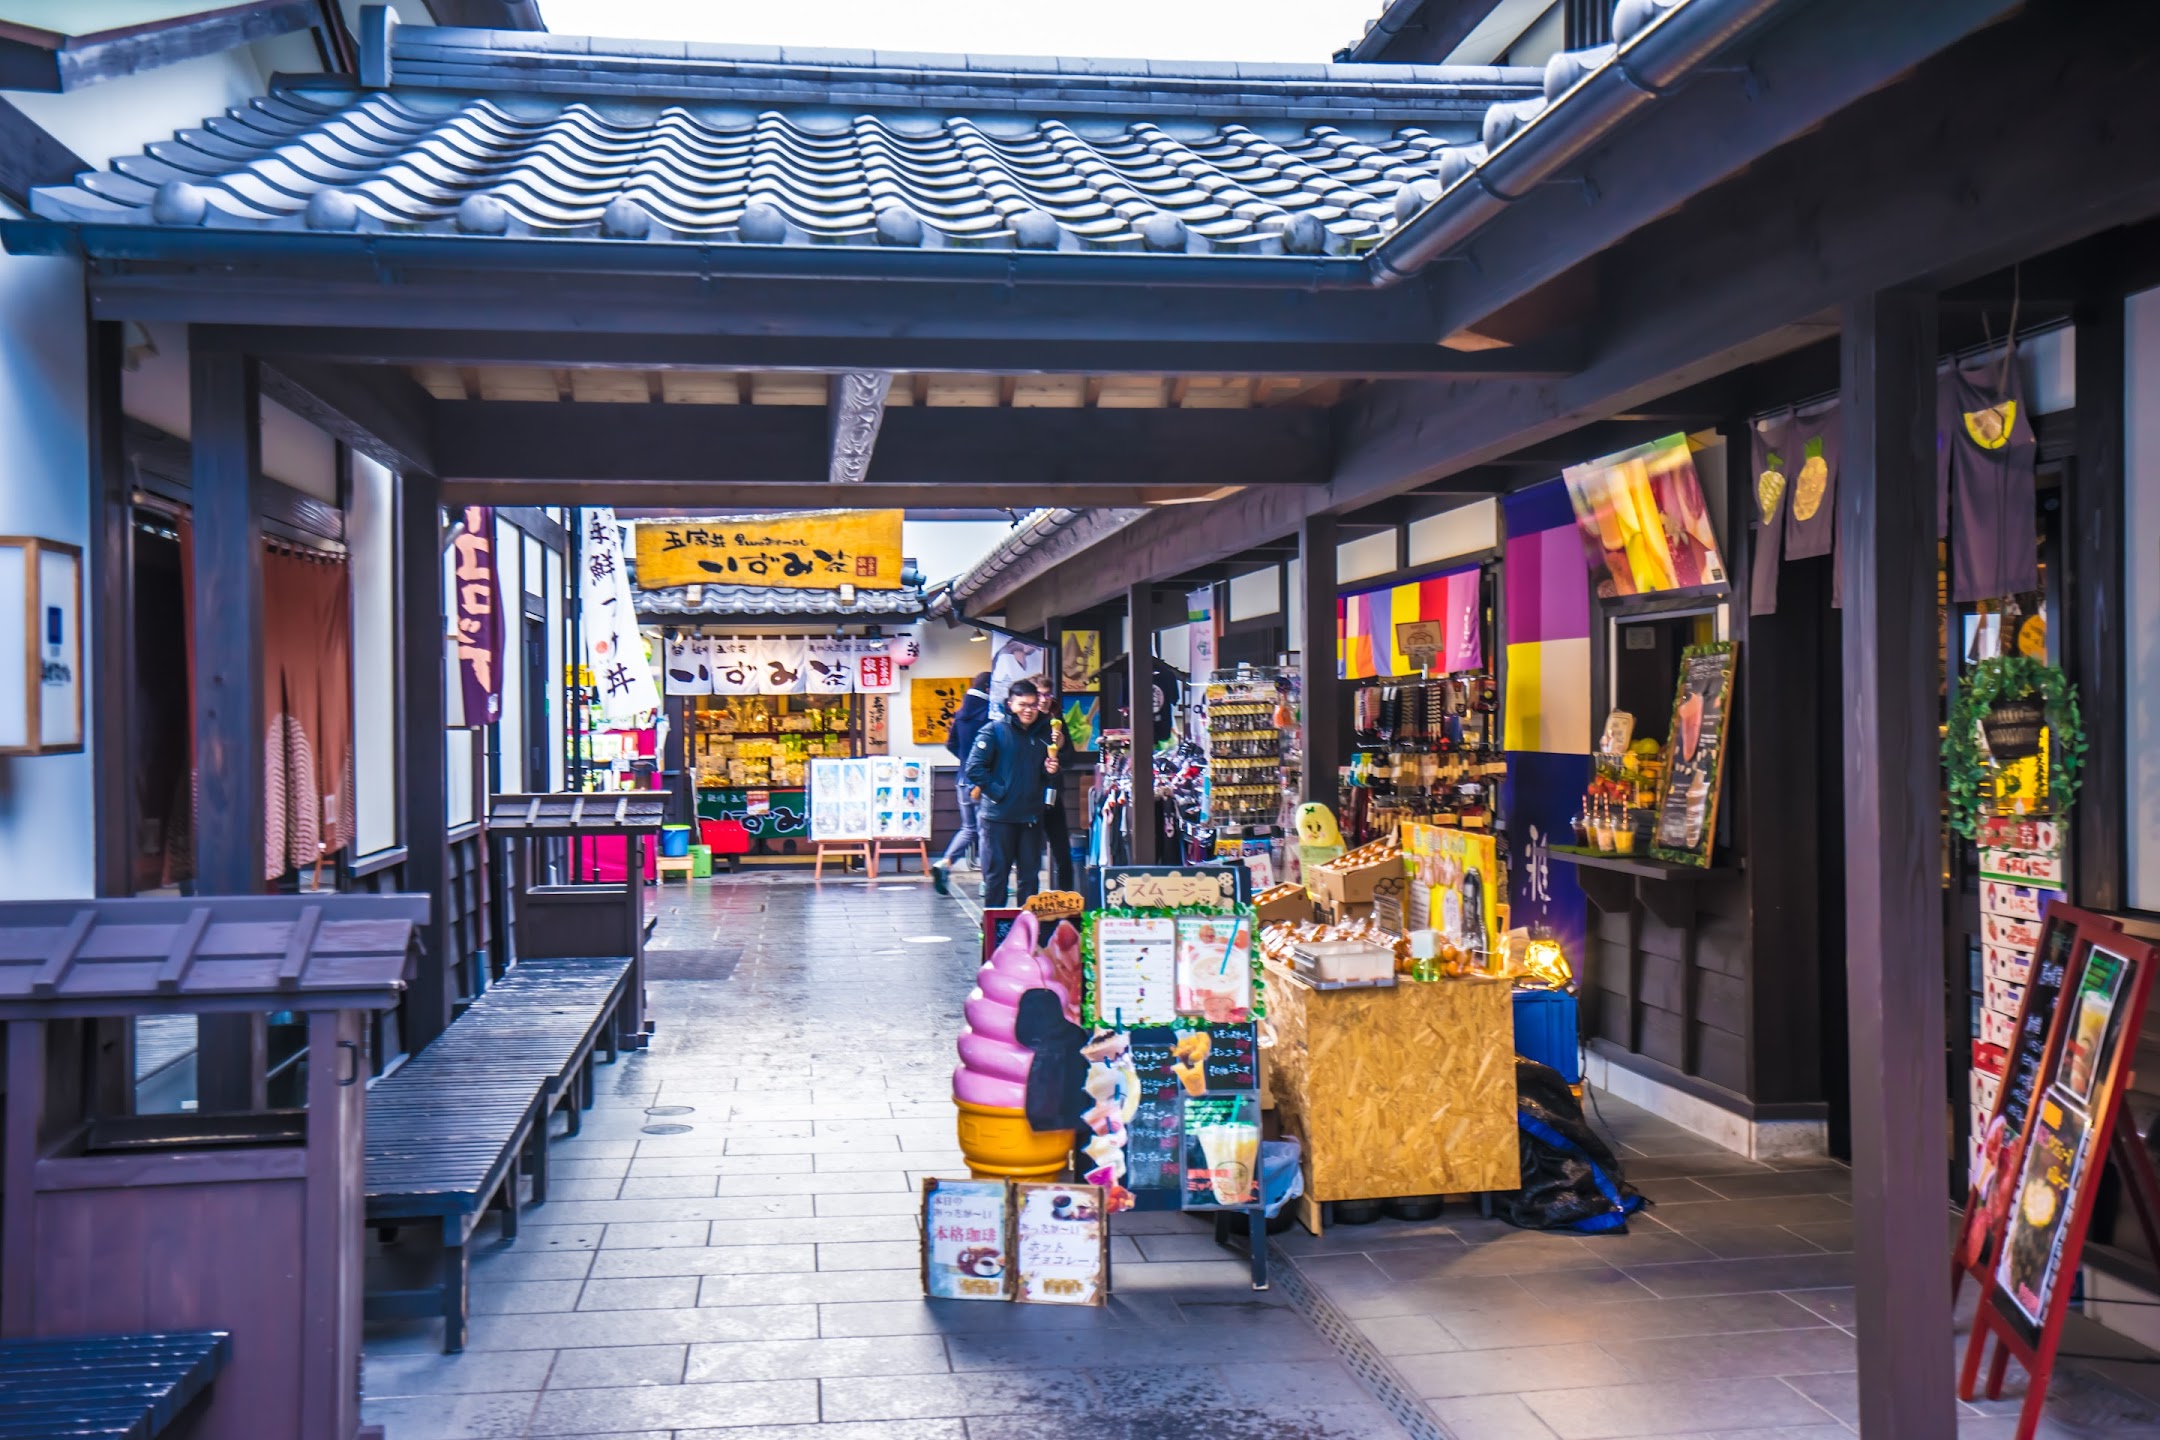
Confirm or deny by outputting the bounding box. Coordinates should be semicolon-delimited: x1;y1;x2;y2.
1942;655;2085;840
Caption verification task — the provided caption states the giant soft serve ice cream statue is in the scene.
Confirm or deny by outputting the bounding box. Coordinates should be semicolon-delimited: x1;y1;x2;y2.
953;910;1083;1179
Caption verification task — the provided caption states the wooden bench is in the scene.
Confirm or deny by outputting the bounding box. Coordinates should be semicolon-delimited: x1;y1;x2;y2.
0;1331;231;1438
363;955;634;1353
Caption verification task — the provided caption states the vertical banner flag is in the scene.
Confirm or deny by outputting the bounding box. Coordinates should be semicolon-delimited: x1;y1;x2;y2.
580;507;661;722
1188;587;1218;679
1502;480;1592;966
451;505;503;727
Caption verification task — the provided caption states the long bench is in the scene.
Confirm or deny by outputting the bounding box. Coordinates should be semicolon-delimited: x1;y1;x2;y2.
0;1331;230;1438
364;955;634;1353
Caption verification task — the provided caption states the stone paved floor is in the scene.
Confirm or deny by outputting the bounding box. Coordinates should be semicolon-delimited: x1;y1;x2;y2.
362;871;1408;1440
364;870;2160;1440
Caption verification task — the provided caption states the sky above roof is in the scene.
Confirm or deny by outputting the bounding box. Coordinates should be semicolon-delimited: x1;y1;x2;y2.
535;0;1384;65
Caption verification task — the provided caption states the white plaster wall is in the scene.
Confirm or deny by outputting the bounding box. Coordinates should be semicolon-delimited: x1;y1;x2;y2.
120;322;337;499
0;239;92;898
349;457;398;857
2126;291;2160;910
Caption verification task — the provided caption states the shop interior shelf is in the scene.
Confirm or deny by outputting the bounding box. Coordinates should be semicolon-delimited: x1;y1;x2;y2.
1548;846;1735;881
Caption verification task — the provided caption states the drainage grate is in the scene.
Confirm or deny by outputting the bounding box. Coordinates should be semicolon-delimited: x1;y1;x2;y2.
644;1105;695;1116
1267;1239;1453;1440
640;1123;693;1135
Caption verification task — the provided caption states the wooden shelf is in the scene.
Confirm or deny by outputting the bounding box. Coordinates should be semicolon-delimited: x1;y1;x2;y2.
1549;846;1734;881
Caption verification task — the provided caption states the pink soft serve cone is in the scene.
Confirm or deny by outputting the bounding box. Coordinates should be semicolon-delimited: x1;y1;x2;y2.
952;910;1073;1109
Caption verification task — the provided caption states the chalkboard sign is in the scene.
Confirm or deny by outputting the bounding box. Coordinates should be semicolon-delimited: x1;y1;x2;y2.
1650;642;1736;867
1121;1028;1185;1192
1997;912;2076;1140
1200;1023;1259;1094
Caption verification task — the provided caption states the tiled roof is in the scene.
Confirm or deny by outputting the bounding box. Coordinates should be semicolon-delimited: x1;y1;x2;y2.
29;22;1543;258
26;3;1702;264
636;584;926;619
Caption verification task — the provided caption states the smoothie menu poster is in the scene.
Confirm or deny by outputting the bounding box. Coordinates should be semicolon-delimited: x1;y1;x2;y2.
1651;642;1736;867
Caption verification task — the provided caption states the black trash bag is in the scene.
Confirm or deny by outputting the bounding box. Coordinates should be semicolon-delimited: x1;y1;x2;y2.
1496;1058;1647;1235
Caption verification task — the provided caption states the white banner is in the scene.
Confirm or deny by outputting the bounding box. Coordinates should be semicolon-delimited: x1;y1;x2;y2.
708;637;757;694
804;636;857;694
580;507;660;722
753;637;807;694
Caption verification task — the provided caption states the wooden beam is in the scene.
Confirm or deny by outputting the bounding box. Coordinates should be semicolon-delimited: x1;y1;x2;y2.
1838;289;1952;1439
1298;514;1340;818
88;319;131;897
1126;584;1156;864
442;480;1253;509
0;1;318;92
180;322;1585;381
1331;0;2160;517
0;97;83;210
429;399;1328;489
2072;298;2127;911
399;470;453;1050
828;372;891;486
259;357;437;479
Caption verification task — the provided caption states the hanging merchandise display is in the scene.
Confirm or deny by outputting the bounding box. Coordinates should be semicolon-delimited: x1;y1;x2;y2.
1942;354;2039;603
580;507;661;723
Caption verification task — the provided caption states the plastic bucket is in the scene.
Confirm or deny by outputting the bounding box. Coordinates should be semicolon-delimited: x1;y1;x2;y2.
660;824;692;857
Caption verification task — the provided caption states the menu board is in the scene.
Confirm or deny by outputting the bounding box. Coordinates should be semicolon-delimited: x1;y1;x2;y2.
1650;643;1736;866
1013;1182;1108;1306
1101;866;1244;911
1174;915;1255;1022
1181;1093;1262;1210
1093;916;1177;1026
921;1179;1011;1301
1118;1029;1185;1193
810;756;931;840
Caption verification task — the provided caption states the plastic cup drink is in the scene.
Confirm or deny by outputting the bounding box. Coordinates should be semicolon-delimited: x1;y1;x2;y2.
1196;1122;1259;1206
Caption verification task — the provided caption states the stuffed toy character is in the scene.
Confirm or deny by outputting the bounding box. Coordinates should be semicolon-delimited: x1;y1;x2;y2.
1294;802;1346;884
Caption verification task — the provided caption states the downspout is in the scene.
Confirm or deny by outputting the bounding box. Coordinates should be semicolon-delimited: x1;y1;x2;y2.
1366;0;1793;286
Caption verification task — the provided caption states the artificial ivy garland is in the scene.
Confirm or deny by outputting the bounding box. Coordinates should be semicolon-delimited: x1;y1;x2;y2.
1942;655;2085;839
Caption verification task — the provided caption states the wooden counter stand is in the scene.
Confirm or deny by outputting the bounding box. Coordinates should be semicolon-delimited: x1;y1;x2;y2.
1262;962;1518;1233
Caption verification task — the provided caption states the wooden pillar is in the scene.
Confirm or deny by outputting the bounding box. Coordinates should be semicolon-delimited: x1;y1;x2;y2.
1839;290;1954;1439
1126;584;1155;865
88;320;133;898
2072;299;2126;912
1298;513;1340;816
189;343;269;1111
401;470;453;1050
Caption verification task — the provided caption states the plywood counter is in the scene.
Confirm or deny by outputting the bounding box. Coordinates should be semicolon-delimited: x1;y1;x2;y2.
1262;962;1519;1231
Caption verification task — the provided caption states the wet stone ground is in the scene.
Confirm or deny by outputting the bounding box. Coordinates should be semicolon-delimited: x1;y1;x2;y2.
363;872;1407;1440
364;870;2160;1440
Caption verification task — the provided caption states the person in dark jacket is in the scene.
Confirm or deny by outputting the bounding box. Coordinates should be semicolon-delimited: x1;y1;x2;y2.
962;679;1058;908
931;673;991;893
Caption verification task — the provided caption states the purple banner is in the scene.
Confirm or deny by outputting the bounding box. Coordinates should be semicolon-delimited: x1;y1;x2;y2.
451;505;503;727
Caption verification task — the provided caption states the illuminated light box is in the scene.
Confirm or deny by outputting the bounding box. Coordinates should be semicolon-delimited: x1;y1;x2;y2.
0;538;83;755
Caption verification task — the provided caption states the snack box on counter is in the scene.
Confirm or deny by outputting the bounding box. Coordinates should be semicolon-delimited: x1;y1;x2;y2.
1983;945;2034;984
1288;940;1397;988
1254;884;1318;924
1312;850;1407;908
1981;879;2048;922
1980;1006;2017;1048
1982;975;2027;1018
1981;913;2044;952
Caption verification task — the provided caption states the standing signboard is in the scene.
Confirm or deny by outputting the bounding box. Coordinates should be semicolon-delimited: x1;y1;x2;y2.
921;1178;1012;1301
1957;905;2160;1435
1012;1182;1108;1305
809;757;931;841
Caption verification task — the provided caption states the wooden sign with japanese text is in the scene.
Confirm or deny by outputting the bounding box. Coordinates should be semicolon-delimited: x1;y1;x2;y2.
635;511;902;591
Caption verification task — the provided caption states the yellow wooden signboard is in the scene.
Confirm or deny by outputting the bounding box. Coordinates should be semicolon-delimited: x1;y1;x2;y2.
634;511;903;591
912;676;967;747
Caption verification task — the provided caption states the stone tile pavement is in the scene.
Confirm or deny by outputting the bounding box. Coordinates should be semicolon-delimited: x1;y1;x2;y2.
364;870;2160;1439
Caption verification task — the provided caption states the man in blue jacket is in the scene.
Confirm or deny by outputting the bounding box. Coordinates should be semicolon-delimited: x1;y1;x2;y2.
961;678;1058;907
930;672;991;894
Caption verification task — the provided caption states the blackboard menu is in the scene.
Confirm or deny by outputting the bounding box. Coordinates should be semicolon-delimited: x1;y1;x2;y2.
1651;643;1736;867
1203;1024;1259;1093
1998;912;2076;1138
1123;1028;1185;1192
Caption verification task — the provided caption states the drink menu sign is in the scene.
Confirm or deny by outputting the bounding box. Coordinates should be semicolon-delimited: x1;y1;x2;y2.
1651;642;1736;867
1958;905;2160;1431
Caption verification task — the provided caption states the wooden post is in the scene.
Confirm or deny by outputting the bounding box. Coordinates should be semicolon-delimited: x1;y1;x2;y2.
1126;584;1155;865
2071;299;2126;913
401;470;454;1050
189;342;269;1111
1298;513;1339;816
1839;290;1955;1438
88;319;133;898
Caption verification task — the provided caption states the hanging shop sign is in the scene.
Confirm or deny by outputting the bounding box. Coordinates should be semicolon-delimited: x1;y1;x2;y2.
910;675;966;746
633;510;903;591
803;636;857;694
853;636;902;694
1099;866;1246;912
1562;433;1728;599
1338;566;1481;681
1650;643;1736;867
0;536;82;755
450;507;503;727
1061;630;1101;694
579;508;661;723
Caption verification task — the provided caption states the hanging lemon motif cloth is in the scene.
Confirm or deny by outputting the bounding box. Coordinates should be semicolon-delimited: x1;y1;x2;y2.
1748;410;1795;616
1942;353;2038;603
